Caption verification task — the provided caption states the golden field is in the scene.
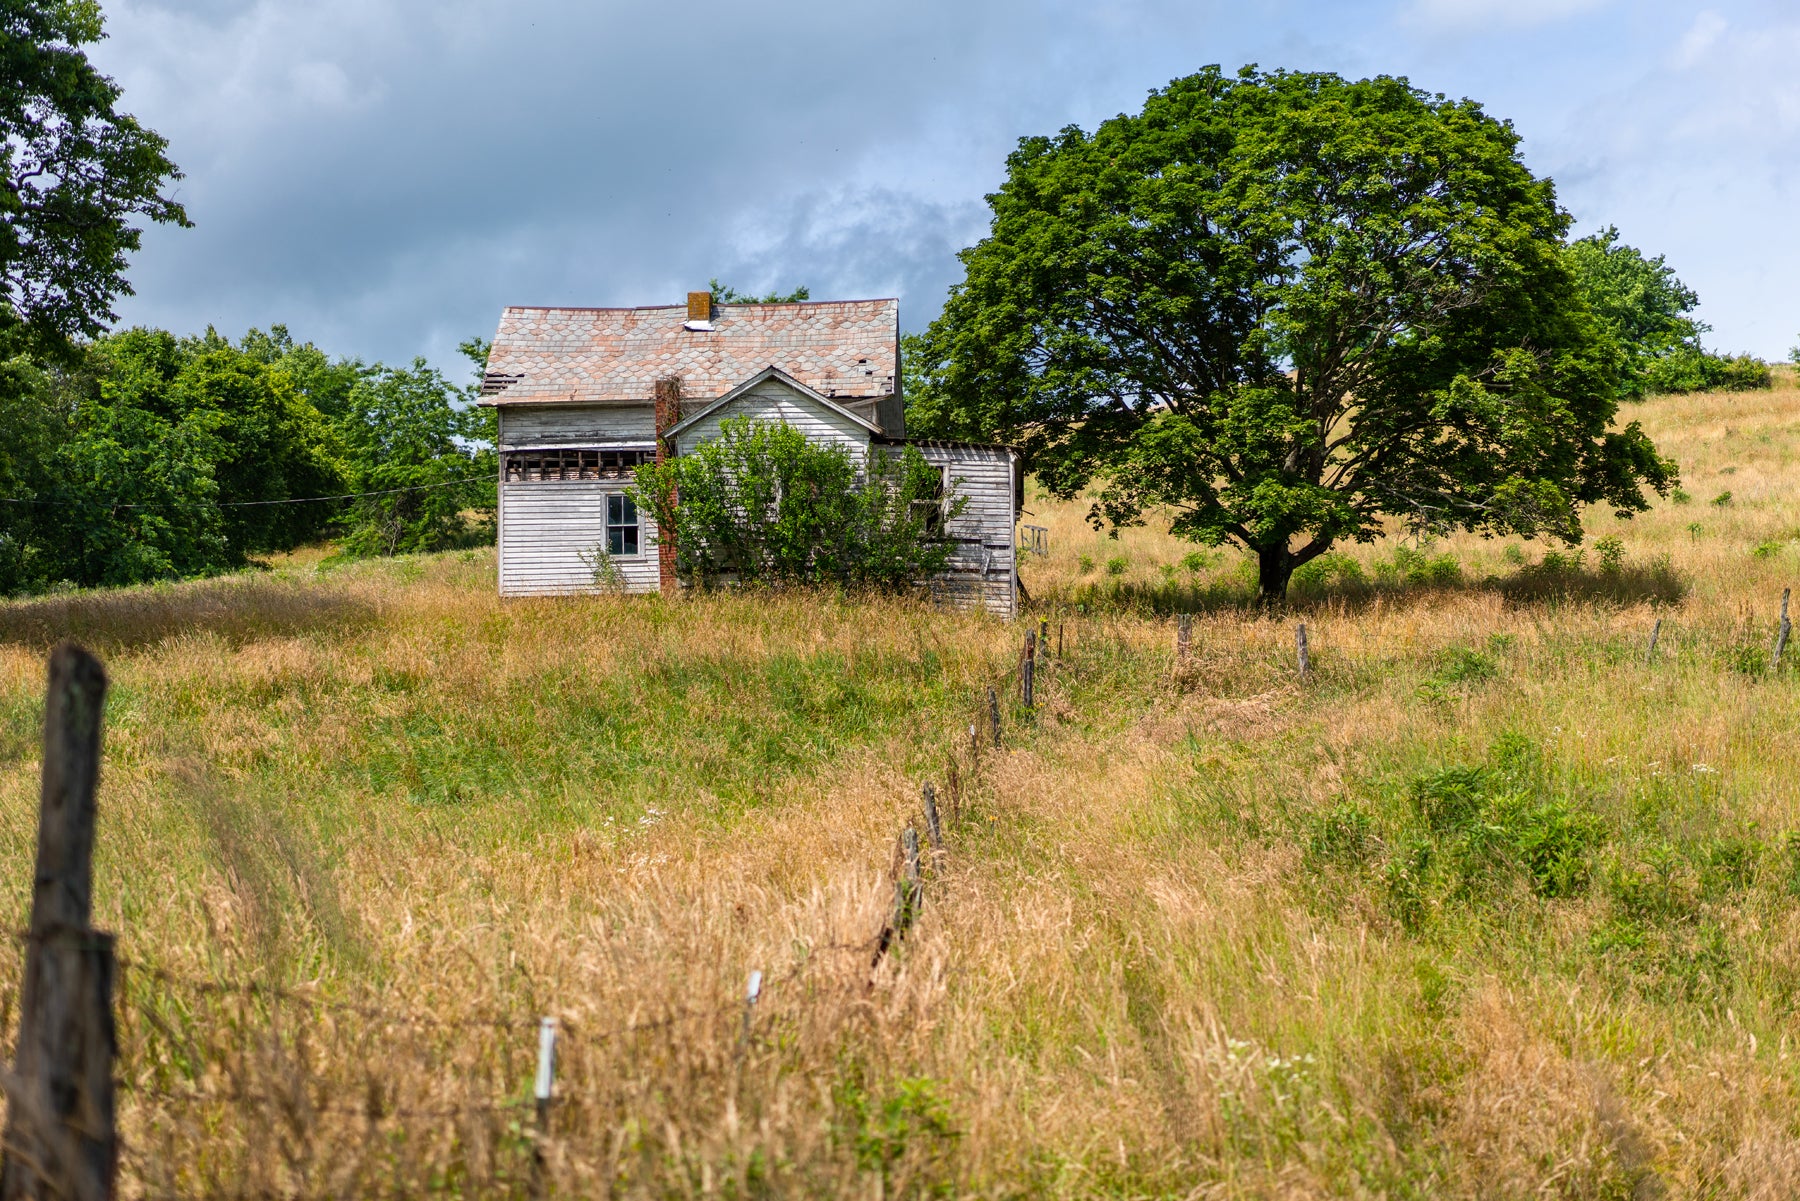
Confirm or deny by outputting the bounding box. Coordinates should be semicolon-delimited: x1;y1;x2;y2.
3;374;1800;1197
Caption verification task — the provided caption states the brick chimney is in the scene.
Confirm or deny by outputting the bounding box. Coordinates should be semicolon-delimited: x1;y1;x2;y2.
652;374;683;596
686;290;713;322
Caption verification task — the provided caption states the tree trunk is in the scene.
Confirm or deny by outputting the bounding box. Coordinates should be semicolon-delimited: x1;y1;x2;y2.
1256;544;1294;605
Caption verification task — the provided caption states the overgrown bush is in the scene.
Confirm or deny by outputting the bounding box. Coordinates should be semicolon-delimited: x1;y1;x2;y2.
1304;736;1613;935
630;416;963;590
1374;544;1461;588
1644;348;1771;395
1500;542;1685;604
1290;551;1368;595
1399;746;1606;905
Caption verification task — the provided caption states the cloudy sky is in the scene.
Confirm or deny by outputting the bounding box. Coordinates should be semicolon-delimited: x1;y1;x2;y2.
94;0;1800;373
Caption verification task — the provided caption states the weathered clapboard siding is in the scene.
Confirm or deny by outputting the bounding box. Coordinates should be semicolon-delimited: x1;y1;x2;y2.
914;442;1018;618
497;479;659;596
491;378;1020;614
499;404;655;450
673;378;871;458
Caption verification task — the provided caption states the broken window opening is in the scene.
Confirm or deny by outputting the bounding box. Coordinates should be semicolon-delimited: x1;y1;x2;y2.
912;467;949;537
502;449;651;483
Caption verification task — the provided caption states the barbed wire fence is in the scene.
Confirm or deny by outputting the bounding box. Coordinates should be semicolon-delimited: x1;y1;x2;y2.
0;630;1046;1200
1;591;1789;1197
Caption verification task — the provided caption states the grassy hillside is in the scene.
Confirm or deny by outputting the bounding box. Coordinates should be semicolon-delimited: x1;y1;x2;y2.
4;375;1800;1197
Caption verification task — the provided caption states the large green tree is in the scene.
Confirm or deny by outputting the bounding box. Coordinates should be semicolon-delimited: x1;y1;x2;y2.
334;358;494;558
908;66;1675;601
0;0;189;349
1563;227;1702;398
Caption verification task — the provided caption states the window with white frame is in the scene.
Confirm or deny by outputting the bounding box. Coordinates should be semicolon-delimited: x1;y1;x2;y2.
607;494;640;556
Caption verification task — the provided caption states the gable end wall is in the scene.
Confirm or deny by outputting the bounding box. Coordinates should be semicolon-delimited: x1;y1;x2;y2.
672;378;872;458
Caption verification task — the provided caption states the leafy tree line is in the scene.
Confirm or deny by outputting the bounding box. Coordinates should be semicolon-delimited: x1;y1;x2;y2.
0;1;498;595
1565;227;1770;397
903;66;1756;601
0;326;497;594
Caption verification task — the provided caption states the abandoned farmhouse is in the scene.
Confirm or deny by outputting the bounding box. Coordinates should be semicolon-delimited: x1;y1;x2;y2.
480;292;1022;615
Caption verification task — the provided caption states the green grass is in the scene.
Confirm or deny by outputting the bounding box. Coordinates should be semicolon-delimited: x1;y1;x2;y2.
3;382;1800;1195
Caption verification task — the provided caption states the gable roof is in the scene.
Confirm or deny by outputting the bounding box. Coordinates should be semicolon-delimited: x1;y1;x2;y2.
482;298;899;406
664;365;883;442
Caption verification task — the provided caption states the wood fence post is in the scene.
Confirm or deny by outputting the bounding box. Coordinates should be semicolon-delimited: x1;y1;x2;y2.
1021;631;1036;710
1645;617;1663;664
1296;623;1310;680
531;1016;557;1197
1;644;116;1201
946;759;961;826
739;970;763;1051
1177;614;1192;664
988;686;1002;748
922;783;943;851
1773;588;1791;672
902;827;922;926
1057;620;1064;658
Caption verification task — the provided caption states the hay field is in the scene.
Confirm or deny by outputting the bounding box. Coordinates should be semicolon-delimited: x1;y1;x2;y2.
3;374;1800;1197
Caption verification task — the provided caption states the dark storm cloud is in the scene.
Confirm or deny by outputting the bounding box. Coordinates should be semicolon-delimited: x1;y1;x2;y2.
91;0;1800;370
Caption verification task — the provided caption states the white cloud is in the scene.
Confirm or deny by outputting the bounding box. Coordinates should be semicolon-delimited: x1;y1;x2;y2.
77;0;1800;366
1673;9;1728;67
1538;11;1800;354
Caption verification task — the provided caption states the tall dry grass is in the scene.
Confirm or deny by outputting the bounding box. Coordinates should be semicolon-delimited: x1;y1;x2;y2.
2;376;1800;1196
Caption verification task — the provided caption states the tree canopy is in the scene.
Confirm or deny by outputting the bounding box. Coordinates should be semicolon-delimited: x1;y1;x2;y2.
707;279;811;304
0;325;496;593
0;0;189;349
907;66;1676;601
1563;226;1701;395
1563;227;1768;397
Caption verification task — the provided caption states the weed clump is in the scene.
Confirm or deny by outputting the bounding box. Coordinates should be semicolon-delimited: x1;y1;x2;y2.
1306;735;1610;933
1180;549;1217;573
1290;552;1368;597
1374;545;1461;588
1416;641;1504;701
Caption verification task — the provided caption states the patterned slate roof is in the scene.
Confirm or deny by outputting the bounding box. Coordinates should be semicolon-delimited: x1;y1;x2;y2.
483;299;899;405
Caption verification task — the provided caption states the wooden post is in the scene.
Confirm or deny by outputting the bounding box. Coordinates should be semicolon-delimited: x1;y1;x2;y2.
1057;620;1064;658
902;827;921;918
1021;631;1036;710
1773;588;1792;672
529;1015;557;1195
1645;617;1663;663
874;829;927;972
2;644;116;1201
946;758;961;825
1177;613;1192;664
988;686;1002;747
922;783;943;851
1296;623;1310;680
739;969;763;1050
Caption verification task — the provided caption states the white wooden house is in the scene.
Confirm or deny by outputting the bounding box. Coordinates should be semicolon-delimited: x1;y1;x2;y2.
480;292;1021;615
